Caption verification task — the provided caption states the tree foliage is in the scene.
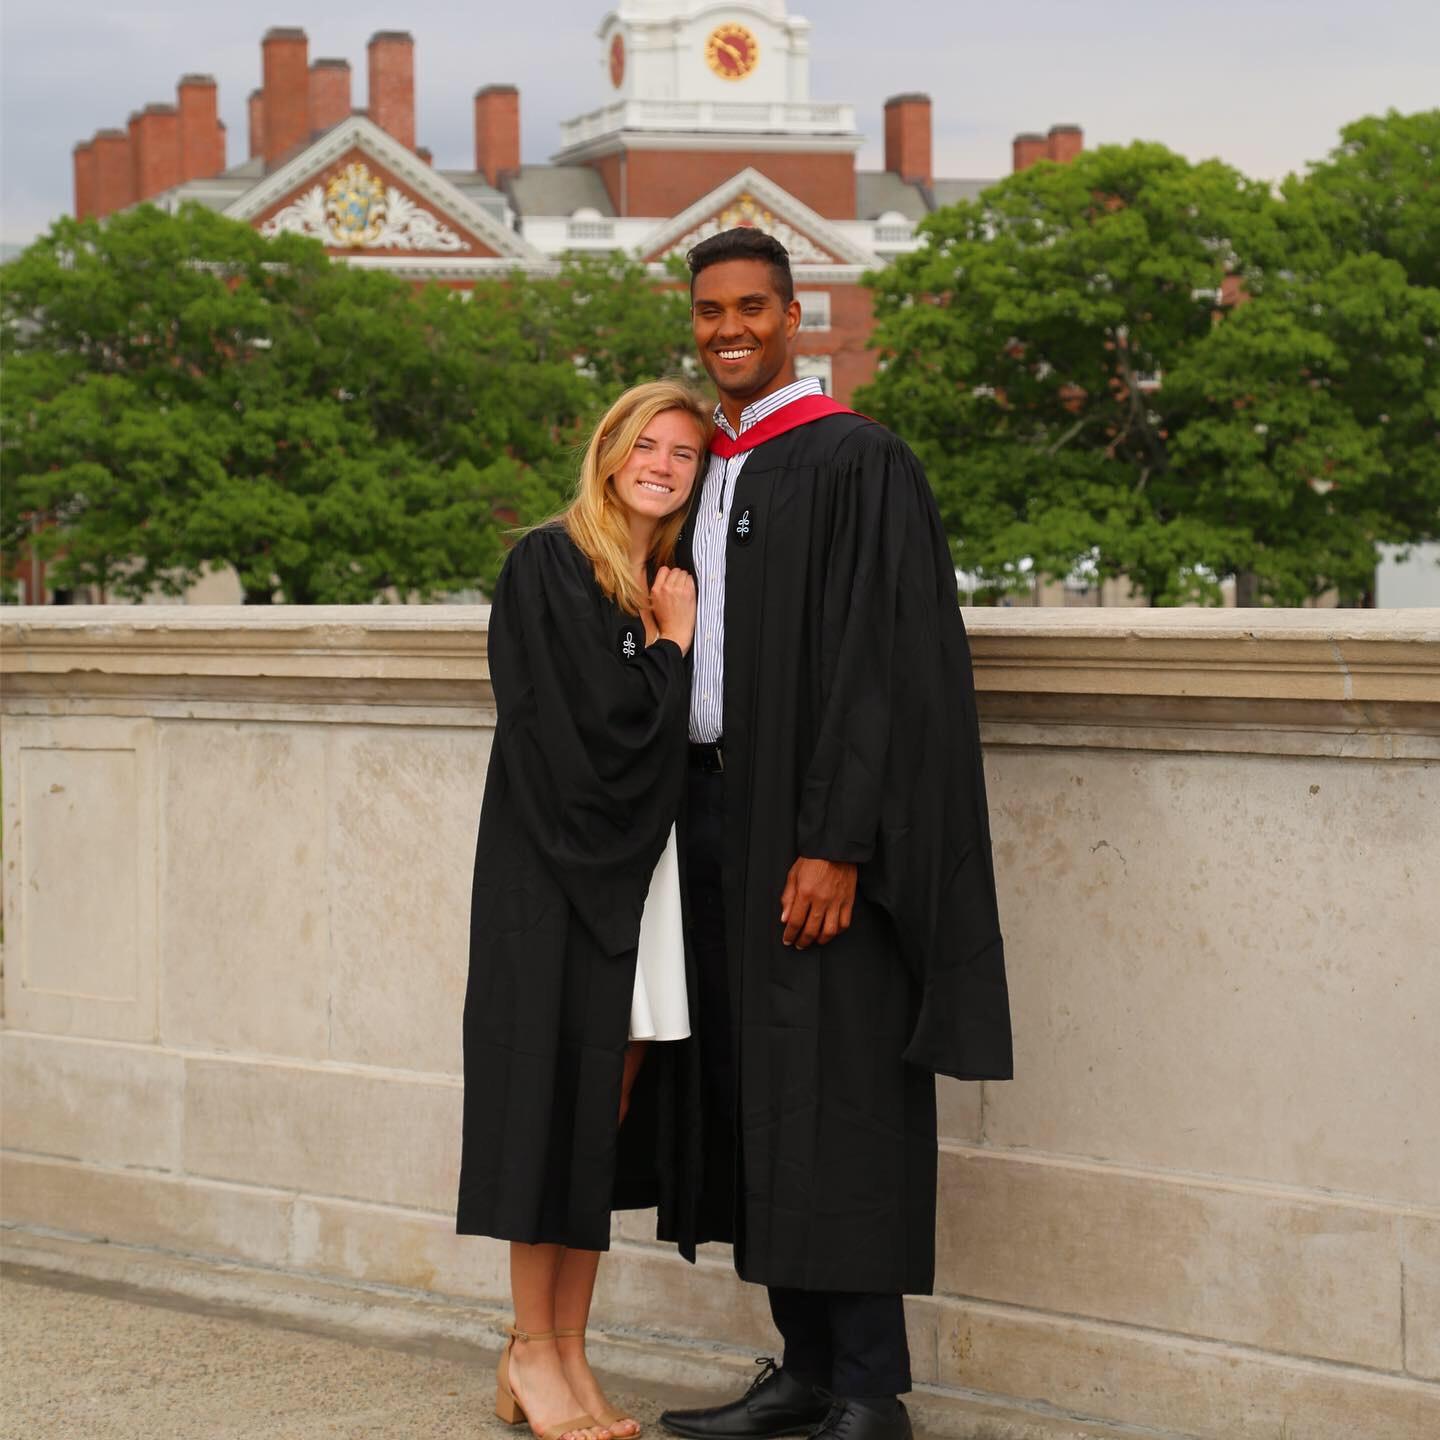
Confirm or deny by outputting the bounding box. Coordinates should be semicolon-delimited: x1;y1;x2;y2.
859;115;1440;605
1283;108;1440;290
1;206;693;602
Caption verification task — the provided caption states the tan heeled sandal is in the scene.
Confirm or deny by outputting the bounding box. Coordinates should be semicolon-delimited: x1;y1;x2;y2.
556;1329;642;1438
496;1326;605;1440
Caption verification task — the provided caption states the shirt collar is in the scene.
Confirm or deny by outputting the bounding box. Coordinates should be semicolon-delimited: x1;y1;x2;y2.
713;376;825;441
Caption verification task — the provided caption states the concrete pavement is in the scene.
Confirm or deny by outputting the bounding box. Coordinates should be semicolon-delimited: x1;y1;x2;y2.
0;1232;1154;1440
1;1262;704;1440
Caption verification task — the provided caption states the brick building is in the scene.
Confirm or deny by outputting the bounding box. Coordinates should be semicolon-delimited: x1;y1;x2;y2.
72;1;1082;407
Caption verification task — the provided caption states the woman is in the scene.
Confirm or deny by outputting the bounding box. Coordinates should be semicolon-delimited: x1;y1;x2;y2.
458;380;713;1440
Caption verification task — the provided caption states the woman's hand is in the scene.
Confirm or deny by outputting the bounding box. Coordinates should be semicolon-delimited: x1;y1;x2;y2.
650;566;697;656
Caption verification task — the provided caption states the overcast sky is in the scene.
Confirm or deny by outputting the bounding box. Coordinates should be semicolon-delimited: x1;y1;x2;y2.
3;0;1437;245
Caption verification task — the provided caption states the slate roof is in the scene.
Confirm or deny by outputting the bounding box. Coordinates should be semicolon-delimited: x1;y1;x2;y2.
501;164;616;218
436;170;510;223
930;178;992;209
855;171;929;220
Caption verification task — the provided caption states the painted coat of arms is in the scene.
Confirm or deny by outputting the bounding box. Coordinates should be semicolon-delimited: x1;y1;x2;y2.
326;163;387;246
260;160;471;252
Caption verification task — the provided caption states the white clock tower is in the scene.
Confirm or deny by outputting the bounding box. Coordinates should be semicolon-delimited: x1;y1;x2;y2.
555;1;859;170
598;0;812;106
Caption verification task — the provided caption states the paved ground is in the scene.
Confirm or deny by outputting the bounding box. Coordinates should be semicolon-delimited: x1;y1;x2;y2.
1;1263;707;1440
1;1242;1144;1440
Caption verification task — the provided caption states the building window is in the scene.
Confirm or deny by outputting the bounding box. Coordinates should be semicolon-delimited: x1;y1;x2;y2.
797;291;830;332
794;354;832;394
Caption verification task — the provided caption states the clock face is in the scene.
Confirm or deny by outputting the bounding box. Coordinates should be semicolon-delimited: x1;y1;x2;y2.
705;23;759;81
609;33;625;88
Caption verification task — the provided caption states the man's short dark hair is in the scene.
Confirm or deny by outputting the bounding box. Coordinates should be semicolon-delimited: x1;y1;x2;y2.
687;227;794;305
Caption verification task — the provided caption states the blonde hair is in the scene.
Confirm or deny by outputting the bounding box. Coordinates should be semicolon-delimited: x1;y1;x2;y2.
561;380;713;617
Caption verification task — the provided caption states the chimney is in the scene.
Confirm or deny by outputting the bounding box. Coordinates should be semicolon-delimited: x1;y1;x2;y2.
247;88;266;159
262;26;309;169
92;128;135;216
73;140;97;219
177;74;225;183
1047;123;1083;164
883;93;932;188
474;85;520;188
130;104;181;201
1012;132;1048;172
368;31;415;149
309;58;352;134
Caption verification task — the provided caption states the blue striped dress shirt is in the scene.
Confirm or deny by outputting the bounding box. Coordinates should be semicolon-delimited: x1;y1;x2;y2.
688;376;825;743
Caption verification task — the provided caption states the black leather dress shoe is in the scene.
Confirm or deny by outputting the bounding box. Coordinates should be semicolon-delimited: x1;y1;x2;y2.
806;1398;912;1440
660;1358;831;1440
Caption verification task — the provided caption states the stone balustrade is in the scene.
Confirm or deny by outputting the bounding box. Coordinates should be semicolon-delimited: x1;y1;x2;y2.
2;606;1438;1438
558;98;858;149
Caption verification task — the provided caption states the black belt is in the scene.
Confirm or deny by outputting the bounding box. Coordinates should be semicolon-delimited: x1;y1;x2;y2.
688;739;725;773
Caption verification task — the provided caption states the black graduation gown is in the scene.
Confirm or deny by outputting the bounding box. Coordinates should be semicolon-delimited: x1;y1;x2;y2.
677;414;1012;1296
456;524;696;1251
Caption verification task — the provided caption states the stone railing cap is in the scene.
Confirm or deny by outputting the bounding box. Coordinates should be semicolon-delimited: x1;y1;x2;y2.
3;606;1438;712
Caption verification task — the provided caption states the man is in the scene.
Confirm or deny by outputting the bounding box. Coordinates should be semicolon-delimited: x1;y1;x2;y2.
660;228;1012;1440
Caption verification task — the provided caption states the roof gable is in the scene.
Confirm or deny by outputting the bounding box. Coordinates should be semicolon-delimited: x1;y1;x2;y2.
639;167;876;267
223;115;542;263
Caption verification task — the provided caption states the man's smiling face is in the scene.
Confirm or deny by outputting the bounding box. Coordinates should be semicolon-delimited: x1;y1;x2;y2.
691;258;801;406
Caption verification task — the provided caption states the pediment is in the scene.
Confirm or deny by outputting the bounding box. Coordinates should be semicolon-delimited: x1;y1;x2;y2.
639;167;876;268
224;116;541;263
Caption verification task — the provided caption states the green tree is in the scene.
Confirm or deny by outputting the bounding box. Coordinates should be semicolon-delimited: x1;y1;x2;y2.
1256;108;1440;601
1163;252;1440;604
859;127;1439;605
1283;108;1440;290
2;210;694;603
859;142;1281;603
498;250;696;392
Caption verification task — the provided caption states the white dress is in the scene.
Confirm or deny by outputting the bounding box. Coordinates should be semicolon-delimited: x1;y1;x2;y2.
629;823;690;1041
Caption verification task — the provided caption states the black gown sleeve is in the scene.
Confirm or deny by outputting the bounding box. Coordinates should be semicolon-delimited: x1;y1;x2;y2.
797;430;1013;1081
488;525;689;957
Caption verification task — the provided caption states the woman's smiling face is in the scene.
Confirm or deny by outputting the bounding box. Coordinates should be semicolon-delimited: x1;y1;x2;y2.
610;408;705;522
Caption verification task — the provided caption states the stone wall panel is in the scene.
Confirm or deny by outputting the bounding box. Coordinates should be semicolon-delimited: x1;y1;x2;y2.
936;1297;1440;1440
0;1152;291;1265
290;1193;506;1299
936;1078;983;1144
1404;1215;1440;1380
981;747;1440;1207
0;1032;181;1171
935;1146;1405;1369
182;1055;460;1212
326;727;487;1074
159;723;329;1059
1;717;157;1042
592;1241;775;1352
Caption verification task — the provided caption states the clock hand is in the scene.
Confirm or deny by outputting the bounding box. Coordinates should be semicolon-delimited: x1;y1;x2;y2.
720;39;742;61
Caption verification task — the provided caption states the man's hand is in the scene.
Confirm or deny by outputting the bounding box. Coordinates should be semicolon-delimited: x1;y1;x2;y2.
780;857;857;949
